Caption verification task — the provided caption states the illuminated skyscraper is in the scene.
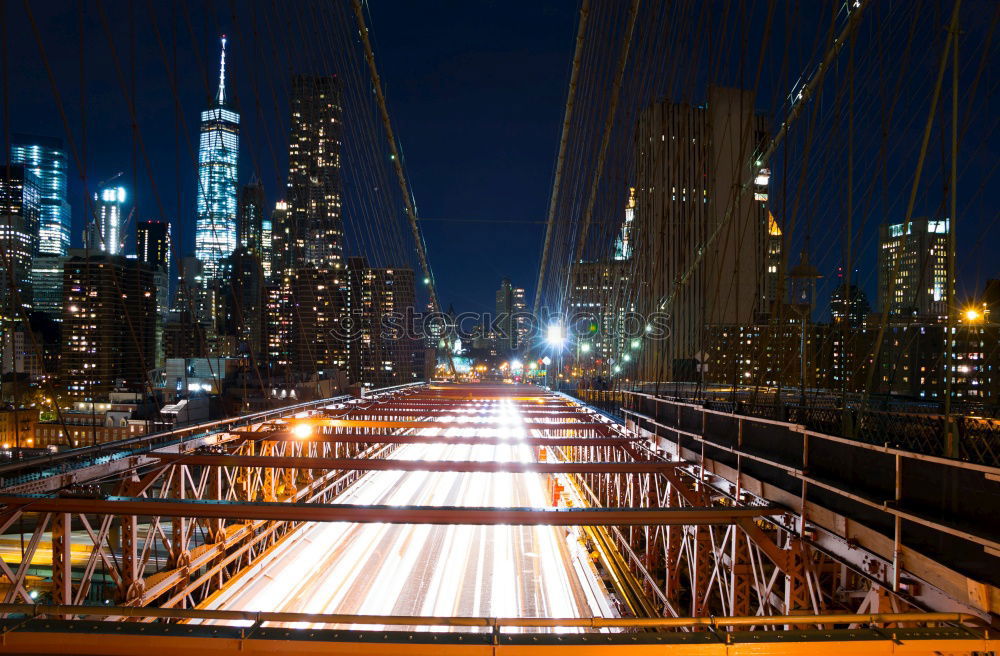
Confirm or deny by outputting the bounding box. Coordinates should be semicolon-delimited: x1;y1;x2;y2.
272;75;348;378
85;185;126;255
878;217;950;319
10;134;71;255
137;220;171;273
633;86;768;381
284;74;344;271
195;36;239;282
237;181;264;253
137;219;172;321
0;165;40;316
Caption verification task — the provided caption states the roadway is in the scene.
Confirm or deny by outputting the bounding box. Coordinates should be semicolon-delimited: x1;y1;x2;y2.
198;396;616;630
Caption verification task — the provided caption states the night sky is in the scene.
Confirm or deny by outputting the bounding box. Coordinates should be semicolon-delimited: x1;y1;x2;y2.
3;0;575;314
3;1;997;315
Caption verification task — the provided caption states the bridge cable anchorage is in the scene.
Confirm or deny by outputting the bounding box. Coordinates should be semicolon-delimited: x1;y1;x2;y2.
351;0;456;377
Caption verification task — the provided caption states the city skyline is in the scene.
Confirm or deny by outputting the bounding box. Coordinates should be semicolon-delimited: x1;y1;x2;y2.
3;2;996;316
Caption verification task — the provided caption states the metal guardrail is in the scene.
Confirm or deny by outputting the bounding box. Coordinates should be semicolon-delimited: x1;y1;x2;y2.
0;603;980;630
0;382;425;489
573;388;1000;466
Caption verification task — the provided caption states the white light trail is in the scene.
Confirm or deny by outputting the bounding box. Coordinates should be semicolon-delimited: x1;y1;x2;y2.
199;394;614;632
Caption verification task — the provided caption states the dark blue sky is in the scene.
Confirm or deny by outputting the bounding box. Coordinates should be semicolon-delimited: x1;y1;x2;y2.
3;0;575;313
3;1;996;315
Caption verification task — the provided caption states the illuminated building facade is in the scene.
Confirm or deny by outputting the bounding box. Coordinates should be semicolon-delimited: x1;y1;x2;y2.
347;257;419;386
613;188;635;261
765;213;783;305
0;165;40;317
10;134;71;255
494;279;527;354
195;36;239;282
137;220;171;274
272;75;348;378
568;260;634;370
60;252;156;400
31;255;66;319
86;185;126;255
237;181;265;254
283;75;344;272
878;217;949;319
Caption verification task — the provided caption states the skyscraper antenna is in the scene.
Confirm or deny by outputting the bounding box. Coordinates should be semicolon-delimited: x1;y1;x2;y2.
216;35;227;106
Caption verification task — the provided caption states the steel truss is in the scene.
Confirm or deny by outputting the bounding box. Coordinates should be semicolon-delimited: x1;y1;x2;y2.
0;382;991;653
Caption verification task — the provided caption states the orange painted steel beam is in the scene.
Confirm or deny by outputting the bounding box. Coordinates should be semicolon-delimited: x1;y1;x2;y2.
226;432;637;447
0;631;988;655
0;496;782;525
150;454;680;474
0;603;980;628
339;410;595;419
294;419;613;434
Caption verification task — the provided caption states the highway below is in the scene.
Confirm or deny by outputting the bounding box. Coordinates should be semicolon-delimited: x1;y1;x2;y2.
198;396;616;630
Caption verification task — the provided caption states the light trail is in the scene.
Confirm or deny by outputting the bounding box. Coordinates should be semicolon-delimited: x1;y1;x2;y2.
198;394;616;631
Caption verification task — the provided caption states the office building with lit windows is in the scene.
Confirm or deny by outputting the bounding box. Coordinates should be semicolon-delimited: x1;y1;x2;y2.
282;74;345;271
31;255;66;319
633;86;769;381
877;217;949;319
237;181;265;254
347;257;419;386
195;36;239;282
0;164;41;317
271;75;348;378
10;134;71;256
495;278;528;354
60;251;157;400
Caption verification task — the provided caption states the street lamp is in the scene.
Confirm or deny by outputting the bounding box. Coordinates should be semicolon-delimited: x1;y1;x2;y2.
789;250;822;405
547;323;565;347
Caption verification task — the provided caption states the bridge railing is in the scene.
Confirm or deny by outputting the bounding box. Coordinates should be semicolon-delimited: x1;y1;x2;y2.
618;390;1000;616
0;382;425;490
572;388;1000;466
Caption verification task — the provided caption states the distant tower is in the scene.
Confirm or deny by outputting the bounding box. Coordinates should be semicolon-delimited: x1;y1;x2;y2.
195;35;239;283
86;184;126;255
10;134;71;255
237;180;265;254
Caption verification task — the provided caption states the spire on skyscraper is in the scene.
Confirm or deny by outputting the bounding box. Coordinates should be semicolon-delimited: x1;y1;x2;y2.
216;35;227;106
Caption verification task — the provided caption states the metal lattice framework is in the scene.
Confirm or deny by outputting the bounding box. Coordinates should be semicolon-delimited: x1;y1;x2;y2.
0;383;993;655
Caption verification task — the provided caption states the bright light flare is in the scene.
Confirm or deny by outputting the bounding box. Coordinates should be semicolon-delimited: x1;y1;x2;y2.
546;324;565;347
291;423;313;439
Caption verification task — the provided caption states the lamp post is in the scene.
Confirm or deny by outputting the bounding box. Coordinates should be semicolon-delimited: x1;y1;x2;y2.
789;251;822;406
546;323;565;390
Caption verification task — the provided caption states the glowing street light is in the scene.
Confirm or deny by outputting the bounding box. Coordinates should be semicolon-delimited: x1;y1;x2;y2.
964;307;982;323
291;423;313;439
547;324;565;347
542;356;552;367
511;359;523;371
580;343;591;353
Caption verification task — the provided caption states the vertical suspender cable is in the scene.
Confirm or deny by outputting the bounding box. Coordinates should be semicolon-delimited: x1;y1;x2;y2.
351;0;455;376
533;0;591;314
565;0;640;311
